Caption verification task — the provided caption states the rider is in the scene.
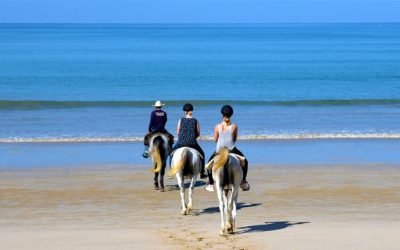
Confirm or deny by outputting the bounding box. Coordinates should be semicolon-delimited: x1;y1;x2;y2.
204;105;250;192
142;100;174;158
171;103;207;179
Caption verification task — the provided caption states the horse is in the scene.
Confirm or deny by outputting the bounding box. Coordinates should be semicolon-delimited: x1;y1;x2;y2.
206;147;245;236
168;147;202;215
148;133;170;192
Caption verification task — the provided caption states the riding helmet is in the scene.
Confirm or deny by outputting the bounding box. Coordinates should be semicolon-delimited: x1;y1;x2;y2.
183;103;194;112
221;105;233;118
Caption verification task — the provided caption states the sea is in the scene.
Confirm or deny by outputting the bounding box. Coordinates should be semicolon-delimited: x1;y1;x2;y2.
1;23;400;167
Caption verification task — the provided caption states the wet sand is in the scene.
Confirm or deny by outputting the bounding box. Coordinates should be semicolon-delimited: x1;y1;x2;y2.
1;164;399;249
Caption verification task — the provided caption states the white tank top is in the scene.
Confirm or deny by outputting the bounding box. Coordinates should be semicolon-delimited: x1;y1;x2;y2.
216;124;235;151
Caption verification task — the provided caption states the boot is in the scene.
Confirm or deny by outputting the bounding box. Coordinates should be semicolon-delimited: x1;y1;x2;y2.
142;145;150;158
200;166;207;179
240;180;250;191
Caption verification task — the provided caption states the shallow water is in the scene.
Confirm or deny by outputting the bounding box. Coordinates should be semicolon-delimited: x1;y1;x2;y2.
2;139;400;168
1;23;400;141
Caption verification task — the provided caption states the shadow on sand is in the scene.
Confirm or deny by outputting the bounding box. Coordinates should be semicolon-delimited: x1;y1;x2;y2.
237;221;310;234
165;180;207;191
199;202;262;214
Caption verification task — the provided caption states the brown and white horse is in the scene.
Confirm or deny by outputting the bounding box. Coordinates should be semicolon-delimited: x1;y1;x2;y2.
206;147;245;235
168;147;202;215
148;133;170;192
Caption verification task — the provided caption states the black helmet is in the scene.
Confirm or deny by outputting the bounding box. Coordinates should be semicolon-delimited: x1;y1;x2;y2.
221;105;233;118
183;103;194;111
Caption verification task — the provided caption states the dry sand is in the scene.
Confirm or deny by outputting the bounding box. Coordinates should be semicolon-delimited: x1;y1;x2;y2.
0;164;399;249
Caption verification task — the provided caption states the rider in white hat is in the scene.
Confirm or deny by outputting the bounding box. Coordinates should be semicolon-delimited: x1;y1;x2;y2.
143;101;174;158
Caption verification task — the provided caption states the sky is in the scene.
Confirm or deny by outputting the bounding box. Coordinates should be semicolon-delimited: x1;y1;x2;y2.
1;0;399;23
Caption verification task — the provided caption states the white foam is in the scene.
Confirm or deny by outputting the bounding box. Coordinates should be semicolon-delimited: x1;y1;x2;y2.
1;133;400;143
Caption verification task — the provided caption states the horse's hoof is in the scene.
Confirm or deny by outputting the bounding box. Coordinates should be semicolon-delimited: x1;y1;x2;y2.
180;210;186;215
154;185;159;190
219;231;226;236
225;224;234;233
160;187;165;192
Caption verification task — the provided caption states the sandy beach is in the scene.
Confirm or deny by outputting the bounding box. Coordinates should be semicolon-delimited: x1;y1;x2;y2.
0;163;399;250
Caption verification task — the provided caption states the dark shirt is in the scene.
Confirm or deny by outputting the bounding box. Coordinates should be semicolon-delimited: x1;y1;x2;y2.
148;109;167;133
177;117;198;145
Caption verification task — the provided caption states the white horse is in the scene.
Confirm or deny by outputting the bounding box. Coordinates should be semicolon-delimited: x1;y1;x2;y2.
168;147;202;215
148;133;170;192
206;147;245;236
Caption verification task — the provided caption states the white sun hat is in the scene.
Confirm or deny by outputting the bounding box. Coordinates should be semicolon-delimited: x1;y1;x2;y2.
152;100;165;107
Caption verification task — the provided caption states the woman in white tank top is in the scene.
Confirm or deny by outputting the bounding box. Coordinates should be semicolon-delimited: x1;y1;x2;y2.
205;105;250;192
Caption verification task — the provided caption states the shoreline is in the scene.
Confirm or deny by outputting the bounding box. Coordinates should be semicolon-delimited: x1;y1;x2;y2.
2;139;400;169
1;164;399;249
2;134;400;143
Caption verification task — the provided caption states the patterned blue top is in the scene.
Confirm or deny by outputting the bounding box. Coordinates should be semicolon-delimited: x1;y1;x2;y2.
177;118;198;145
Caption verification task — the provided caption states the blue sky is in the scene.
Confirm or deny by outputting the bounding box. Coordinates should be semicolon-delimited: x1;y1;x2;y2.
1;0;399;23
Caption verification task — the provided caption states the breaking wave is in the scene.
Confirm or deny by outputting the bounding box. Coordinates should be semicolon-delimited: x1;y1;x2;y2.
1;99;400;110
1;133;400;143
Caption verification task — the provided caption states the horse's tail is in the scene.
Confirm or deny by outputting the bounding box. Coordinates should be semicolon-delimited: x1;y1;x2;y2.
213;147;230;172
150;139;163;173
169;148;188;176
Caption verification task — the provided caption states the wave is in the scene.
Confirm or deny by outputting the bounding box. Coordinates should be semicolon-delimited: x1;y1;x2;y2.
1;133;400;143
1;99;400;110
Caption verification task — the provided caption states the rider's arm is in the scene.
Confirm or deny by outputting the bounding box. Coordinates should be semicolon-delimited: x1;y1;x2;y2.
148;111;155;133
163;111;167;129
196;122;201;138
232;124;238;142
176;119;181;136
213;124;219;142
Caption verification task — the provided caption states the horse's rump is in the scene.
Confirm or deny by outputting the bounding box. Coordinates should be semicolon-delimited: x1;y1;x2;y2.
169;147;188;176
149;133;169;173
208;148;243;189
169;147;202;178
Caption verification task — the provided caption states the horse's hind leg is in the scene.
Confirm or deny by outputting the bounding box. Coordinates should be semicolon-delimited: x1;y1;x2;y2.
177;174;187;215
231;188;239;231
187;176;197;214
216;185;226;236
223;189;233;234
226;189;238;234
154;173;159;190
159;162;166;192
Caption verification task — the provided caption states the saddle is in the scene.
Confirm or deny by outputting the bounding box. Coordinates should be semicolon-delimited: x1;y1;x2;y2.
170;147;203;159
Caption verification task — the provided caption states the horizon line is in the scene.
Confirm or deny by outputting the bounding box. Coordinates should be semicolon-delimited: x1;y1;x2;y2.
1;21;399;25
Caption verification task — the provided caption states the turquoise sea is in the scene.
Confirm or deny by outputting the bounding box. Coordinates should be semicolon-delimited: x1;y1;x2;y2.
1;23;400;167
